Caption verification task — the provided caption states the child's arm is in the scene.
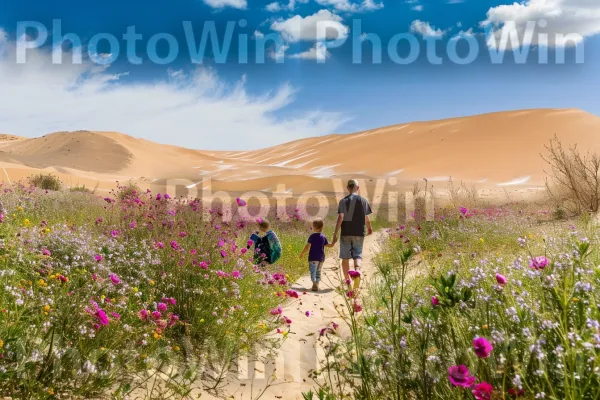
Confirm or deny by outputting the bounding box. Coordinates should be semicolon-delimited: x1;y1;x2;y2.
299;243;311;260
325;243;335;248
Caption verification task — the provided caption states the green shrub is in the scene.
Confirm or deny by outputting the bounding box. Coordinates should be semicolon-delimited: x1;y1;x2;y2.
28;174;62;191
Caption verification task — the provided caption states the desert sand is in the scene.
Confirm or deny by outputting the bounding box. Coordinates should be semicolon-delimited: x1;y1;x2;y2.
0;108;599;200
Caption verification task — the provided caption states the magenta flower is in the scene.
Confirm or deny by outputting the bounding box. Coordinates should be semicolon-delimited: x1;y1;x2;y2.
348;270;361;279
156;193;162;200
460;207;468;215
138;309;149;320
157;302;168;312
529;256;549;270
109;273;121;286
151;311;162;320
170;241;179;250
353;302;363;313
96;217;103;225
95;309;110;326
232;270;242;279
110;229;120;238
41;248;51;257
247;239;254;247
286;289;299;298
0;213;4;223
220;250;227;258
431;296;440;306
270;307;283;315
305;311;312;317
155;241;164;249
241;248;248;254
448;365;476;387
199;261;208;269
129;221;136;229
495;273;507;285
472;382;493;400
162;297;177;305
164;193;170;199
473;337;493;358
218;239;225;247
110;312;121;320
236;197;247;207
94;254;103;263
283;316;292;325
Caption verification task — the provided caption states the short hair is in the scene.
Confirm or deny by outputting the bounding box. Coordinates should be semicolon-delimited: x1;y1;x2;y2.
312;219;324;230
258;219;270;230
347;179;358;189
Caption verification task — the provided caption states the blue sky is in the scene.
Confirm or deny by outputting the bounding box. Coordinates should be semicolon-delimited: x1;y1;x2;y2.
0;0;599;149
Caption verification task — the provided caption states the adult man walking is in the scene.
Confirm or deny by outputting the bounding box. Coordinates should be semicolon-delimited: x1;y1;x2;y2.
332;179;373;279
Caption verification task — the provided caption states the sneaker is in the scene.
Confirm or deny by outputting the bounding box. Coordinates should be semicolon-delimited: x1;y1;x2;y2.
311;282;318;291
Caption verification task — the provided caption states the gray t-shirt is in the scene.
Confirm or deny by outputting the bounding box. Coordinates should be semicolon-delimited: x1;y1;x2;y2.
338;194;372;237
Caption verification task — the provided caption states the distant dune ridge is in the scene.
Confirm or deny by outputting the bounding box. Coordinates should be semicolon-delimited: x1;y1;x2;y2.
0;108;598;195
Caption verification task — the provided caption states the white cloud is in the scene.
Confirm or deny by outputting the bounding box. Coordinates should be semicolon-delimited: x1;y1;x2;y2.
266;2;283;11
254;30;265;39
0;37;346;150
265;0;309;12
450;28;475;40
412;5;423;11
203;0;247;9
315;0;383;13
289;42;330;61
269;44;290;61
271;10;349;42
482;0;600;48
410;20;446;37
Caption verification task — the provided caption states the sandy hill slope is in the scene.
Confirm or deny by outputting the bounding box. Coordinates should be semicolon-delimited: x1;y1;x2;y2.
0;108;598;194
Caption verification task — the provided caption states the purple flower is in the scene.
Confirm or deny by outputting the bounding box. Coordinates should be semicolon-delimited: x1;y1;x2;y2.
529;256;549;270
495;273;507;285
110;229;120;238
170;241;179;250
157;302;168;312
95;309;110;326
94;254;103;263
110;312;121;320
41;248;51;257
431;296;440;306
473;337;493;358
236;197;247;207
109;273;121;286
232;270;242;279
448;365;476;387
460;207;468;215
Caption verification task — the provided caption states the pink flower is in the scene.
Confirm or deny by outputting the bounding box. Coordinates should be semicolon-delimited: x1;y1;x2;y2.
138;309;149;320
164;193;170;199
156;193;162;200
283;316;292;325
110;229;120;238
109;273;121;286
305;311;312;317
41;248;51;257
170;241;179;250
157;302;168;312
110;312;121;320
220;250;227;258
179;231;187;238
472;382;493;400
94;254;103;263
162;297;177;305
460;207;468;215
448;365;476;387
0;213;4;223
270;307;283;315
218;239;225;247
155;241;164;249
473;337;493;358
285;289;299;298
241;248;248;254
129;221;136;229
95;309;110;326
151;311;162;320
496;273;507;285
431;296;440;306
530;256;549;270
236;198;247;207
348;270;361;279
353;302;363;313
247;239;254;247
232;270;242;279
199;261;209;269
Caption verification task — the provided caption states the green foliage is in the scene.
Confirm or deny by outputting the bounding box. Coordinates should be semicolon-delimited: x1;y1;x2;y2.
28;174;62;191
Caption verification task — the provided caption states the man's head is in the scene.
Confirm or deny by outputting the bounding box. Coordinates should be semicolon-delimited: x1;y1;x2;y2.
347;179;359;193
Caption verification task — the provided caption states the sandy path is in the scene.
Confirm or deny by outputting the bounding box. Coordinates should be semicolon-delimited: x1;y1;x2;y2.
197;232;384;400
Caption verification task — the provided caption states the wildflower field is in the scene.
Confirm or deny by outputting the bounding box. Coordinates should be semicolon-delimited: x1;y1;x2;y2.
315;205;600;400
0;183;310;399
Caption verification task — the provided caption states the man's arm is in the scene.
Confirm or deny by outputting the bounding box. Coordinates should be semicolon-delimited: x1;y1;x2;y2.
332;213;344;244
365;215;373;236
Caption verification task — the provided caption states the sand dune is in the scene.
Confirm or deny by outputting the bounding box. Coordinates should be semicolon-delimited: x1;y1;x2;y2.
0;108;598;194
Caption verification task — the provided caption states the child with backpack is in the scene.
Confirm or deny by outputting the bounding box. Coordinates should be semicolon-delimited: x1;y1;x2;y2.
299;219;335;291
249;219;282;266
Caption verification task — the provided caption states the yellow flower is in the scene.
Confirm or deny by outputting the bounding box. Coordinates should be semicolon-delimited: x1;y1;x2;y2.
479;238;485;243
0;339;4;348
200;319;205;323
572;297;579;303
38;279;47;287
45;228;51;233
17;206;23;212
149;280;155;286
23;219;30;226
132;287;139;293
47;388;54;395
173;345;180;352
43;305;50;312
482;324;488;330
153;332;162;340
